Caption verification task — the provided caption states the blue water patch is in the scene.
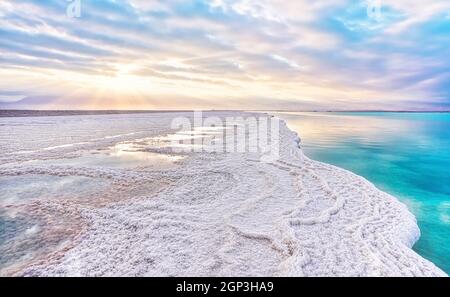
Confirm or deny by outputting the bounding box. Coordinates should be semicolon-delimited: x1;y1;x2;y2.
274;112;450;274
0;214;38;268
0;175;110;205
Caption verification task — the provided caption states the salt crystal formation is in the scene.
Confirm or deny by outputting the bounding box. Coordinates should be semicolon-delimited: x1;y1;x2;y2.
0;112;445;276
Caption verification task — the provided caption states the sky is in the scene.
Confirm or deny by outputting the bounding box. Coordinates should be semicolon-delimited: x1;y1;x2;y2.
0;0;449;110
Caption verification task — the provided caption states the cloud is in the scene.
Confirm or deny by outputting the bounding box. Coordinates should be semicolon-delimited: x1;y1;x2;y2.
382;0;450;34
0;0;448;110
0;92;26;103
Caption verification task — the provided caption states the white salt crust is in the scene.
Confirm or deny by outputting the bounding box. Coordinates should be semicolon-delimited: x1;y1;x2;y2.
0;112;445;276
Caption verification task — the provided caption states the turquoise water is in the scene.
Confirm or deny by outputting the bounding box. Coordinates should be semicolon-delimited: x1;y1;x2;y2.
274;112;450;274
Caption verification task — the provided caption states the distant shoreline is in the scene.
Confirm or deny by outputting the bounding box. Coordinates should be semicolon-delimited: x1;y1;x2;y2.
0;109;449;118
0;110;202;118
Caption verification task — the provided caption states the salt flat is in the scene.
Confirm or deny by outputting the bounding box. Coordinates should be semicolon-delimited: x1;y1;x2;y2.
0;112;445;276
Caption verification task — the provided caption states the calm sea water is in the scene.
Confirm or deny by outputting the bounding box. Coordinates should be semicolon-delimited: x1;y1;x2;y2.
274;112;450;274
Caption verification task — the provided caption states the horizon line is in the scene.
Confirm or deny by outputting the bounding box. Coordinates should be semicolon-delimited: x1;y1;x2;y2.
1;109;450;118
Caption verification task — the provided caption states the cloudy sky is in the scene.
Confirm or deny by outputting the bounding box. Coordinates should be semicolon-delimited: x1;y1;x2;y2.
0;0;449;110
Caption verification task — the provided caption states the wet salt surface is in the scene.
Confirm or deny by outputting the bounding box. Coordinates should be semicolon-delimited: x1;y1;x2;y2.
0;201;84;276
16;144;184;170
0;112;231;275
0;174;112;275
0;175;110;205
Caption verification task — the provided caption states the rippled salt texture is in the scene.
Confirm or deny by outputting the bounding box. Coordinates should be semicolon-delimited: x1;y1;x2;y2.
271;111;450;274
0;112;446;276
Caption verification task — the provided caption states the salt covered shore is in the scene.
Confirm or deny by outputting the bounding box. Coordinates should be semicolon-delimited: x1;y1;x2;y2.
0;111;446;276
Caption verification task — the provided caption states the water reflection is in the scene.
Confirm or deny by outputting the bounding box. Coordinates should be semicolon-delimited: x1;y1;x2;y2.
0;174;114;275
0;175;110;205
151;126;229;151
11;139;185;170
